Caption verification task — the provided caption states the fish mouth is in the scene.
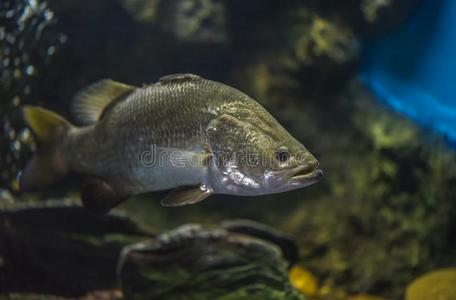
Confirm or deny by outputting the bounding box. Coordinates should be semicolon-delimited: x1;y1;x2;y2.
282;164;323;186
269;163;323;187
289;168;324;184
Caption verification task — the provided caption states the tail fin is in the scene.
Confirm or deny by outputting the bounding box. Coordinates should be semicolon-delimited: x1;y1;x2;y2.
20;106;72;191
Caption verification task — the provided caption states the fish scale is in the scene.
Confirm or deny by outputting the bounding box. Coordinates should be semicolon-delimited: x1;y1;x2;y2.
66;76;241;189
20;74;322;211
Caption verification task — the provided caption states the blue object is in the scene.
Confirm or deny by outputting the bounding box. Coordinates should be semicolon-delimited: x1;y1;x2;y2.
360;0;456;143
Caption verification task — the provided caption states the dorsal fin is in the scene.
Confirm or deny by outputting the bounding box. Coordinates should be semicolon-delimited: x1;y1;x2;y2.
72;79;136;125
157;74;202;85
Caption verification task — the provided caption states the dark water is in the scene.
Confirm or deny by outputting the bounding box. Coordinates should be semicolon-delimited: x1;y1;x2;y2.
1;1;456;299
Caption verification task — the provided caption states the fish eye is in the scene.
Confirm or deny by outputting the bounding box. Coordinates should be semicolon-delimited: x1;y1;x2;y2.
275;148;290;163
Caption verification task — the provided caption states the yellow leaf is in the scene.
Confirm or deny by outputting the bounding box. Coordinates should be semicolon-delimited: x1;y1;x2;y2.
289;265;319;297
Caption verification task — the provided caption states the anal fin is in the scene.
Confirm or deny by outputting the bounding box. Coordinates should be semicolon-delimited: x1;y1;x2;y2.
160;185;212;207
81;178;125;214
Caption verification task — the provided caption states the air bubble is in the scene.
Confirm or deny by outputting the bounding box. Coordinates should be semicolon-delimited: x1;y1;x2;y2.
19;128;31;142
47;46;55;55
12;96;20;106
8;128;16;139
10;140;21;152
44;9;53;20
13;68;22;79
5;10;15;18
25;65;34;75
59;35;68;43
28;0;38;9
6;33;16;44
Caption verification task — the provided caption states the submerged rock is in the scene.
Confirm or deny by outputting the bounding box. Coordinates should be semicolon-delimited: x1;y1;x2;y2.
289;10;359;66
119;0;228;43
119;223;305;300
161;0;228;43
0;202;152;295
301;0;420;33
360;0;420;32
0;289;123;299
221;219;299;264
0;294;68;300
119;0;161;23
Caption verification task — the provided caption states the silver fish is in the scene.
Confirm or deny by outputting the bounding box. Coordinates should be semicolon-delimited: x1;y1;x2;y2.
20;74;322;212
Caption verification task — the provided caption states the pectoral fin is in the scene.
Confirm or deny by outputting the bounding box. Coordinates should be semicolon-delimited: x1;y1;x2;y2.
81;178;125;214
160;185;213;207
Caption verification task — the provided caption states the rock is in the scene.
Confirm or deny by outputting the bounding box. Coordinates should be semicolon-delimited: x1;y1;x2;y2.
119;0;161;23
118;223;305;300
160;0;228;43
221;219;299;264
119;0;228;43
0;294;68;300
360;0;420;32
0;203;153;295
251;0;420;98
300;0;421;33
234;6;361;100
0;291;123;300
289;10;359;66
405;268;456;300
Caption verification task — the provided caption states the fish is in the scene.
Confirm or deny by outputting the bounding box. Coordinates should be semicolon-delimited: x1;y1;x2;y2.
19;74;323;213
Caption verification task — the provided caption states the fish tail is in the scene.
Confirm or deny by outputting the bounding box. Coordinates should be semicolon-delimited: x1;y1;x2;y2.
20;105;73;191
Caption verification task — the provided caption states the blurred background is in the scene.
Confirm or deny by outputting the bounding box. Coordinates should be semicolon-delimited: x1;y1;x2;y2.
1;0;456;299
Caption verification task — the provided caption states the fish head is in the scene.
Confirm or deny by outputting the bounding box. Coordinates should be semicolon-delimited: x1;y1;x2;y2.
206;112;323;195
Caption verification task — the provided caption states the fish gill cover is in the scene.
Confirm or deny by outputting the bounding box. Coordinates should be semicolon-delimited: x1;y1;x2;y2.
361;0;456;144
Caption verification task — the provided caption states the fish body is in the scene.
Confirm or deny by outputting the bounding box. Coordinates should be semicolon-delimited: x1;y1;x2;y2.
20;74;322;212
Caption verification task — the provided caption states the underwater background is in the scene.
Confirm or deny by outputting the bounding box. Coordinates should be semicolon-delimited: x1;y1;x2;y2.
1;0;456;299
